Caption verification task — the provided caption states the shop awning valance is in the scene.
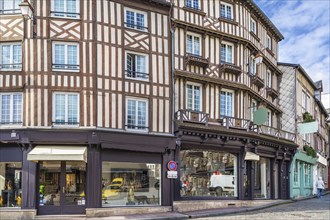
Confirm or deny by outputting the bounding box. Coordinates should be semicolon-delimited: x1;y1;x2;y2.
244;152;260;161
27;146;87;162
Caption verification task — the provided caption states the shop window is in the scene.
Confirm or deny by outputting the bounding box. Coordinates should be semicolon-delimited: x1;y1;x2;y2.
0;43;22;70
293;161;299;186
253;158;271;199
304;163;311;186
0;0;20;14
51;0;80;18
180;150;237;198
0;162;22;207
101;162;161;206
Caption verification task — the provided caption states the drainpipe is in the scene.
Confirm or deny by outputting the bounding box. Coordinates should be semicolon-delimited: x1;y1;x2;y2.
170;1;175;136
294;67;298;146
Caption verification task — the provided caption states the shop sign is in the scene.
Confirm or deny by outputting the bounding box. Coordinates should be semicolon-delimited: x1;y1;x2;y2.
167;170;178;178
167;160;177;171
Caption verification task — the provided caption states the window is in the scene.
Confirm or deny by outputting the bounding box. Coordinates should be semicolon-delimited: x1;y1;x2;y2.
186;0;200;10
221;43;233;64
293;161;299;186
102;162;161;206
266;111;271;126
266;35;272;49
301;91;310;114
251;100;257;121
0;43;22;70
266;70;272;88
0;0;20;14
126;98;148;131
0;162;22;207
180;150;238;198
250;18;257;34
51;0;80;18
249;56;257;75
0;93;22;125
125;8;147;31
186;33;201;56
220;90;234;117
126;52;148;80
52;42;79;71
186;83;201;111
53;93;79;125
304;163;311;186
220;3;233;20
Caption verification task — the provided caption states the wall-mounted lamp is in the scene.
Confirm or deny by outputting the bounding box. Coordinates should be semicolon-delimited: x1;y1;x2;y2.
19;0;36;38
255;53;263;64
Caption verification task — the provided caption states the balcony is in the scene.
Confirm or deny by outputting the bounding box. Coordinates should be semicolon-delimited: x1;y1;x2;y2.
175;109;209;124
249;73;265;88
220;62;242;76
185;53;209;68
266;87;279;99
175;109;296;142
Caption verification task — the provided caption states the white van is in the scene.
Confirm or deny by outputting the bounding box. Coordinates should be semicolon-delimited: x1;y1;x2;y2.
209;174;235;196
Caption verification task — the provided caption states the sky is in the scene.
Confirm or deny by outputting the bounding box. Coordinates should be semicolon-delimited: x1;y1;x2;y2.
254;0;330;109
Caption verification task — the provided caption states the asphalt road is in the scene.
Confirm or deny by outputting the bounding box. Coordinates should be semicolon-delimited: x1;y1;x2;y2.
196;194;330;220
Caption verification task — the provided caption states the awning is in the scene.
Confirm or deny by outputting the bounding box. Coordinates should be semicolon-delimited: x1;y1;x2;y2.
317;153;327;166
244;152;260;161
27;146;87;162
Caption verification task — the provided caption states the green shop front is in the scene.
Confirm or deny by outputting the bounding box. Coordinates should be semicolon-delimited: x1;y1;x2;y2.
290;150;318;198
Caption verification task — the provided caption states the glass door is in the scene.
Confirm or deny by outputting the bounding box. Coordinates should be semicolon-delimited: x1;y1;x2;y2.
38;161;86;215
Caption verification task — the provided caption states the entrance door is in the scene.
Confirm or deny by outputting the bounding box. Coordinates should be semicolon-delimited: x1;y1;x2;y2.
37;161;86;215
280;162;289;199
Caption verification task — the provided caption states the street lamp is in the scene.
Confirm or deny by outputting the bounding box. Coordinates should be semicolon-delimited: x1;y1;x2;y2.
19;0;36;38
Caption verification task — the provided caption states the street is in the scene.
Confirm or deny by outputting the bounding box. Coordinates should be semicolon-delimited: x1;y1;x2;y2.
196;194;330;220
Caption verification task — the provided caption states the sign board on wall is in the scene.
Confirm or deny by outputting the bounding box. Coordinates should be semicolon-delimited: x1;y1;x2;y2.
167;171;178;178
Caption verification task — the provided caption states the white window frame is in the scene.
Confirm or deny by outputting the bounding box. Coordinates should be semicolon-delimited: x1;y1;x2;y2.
186;82;202;112
250;18;257;34
0;42;22;71
220;89;234;117
302;91;307;113
220;2;233;20
0;93;23;125
251;99;257;121
124;8;148;31
125;51;149;81
264;110;271;127
186;0;200;10
221;42;234;64
52;42;79;72
249;56;257;75
51;0;80;18
266;35;272;49
186;32;201;56
0;0;21;14
52;92;80;126
125;97;148;132
266;70;272;88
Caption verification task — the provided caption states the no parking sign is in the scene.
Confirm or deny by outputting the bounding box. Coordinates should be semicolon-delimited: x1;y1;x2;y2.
167;161;178;178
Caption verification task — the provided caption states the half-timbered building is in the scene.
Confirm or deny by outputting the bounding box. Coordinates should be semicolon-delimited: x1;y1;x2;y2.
0;0;174;217
172;0;297;206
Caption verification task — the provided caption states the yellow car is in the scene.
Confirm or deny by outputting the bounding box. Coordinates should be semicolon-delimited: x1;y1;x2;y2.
102;178;124;199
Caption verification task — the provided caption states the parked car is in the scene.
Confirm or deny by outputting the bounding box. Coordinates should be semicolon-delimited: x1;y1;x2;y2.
209;174;235;196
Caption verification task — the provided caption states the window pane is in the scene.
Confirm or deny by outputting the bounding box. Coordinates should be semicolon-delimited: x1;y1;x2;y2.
186;0;192;8
227;45;233;63
137;101;146;129
220;91;226;116
221;44;226;63
54;0;65;16
102;162;161;206
1;94;10;123
227;92;233;116
54;45;65;66
186;84;193;110
126;11;135;28
67;45;77;69
194;85;200;111
13;94;22;123
136;13;144;30
0;162;22;207
136;55;145;74
186;35;193;54
55;94;66;123
127;100;136;129
66;0;77;17
221;4;226;17
193;36;200;55
13;45;22;68
68;94;78;124
226;6;231;19
1;45;10;65
193;0;199;9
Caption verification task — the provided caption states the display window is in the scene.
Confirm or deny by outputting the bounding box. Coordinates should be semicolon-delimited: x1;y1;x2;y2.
180;150;237;198
0;162;22;207
253;158;271;199
101;162;161;206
